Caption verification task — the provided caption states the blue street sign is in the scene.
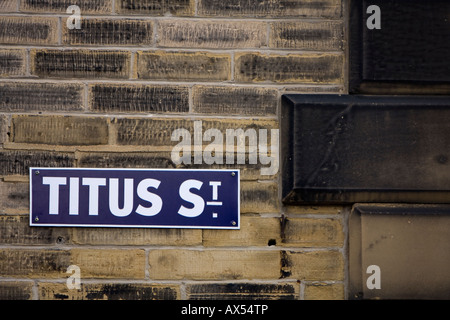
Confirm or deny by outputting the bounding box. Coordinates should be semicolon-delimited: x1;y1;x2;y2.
29;168;240;229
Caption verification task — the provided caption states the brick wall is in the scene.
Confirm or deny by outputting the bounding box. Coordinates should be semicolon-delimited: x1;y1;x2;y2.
0;0;346;300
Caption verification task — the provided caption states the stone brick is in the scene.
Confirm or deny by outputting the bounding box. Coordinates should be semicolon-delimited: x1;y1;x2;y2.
71;249;146;279
12;115;109;146
198;0;342;18
114;117;277;146
285;205;345;215
31;49;131;79
186;282;298;300
157;20;267;48
0;215;71;245
281;218;344;247
77;152;177;168
0;82;84;112
203;216;281;247
270;21;344;50
39;282;180;300
63;18;153;46
0;16;58;45
89;83;189;113
0;281;34;300
0;150;74;176
115;117;190;147
136;51;231;81
235;52;343;84
0;49;26;76
283;85;345;94
148;249;281;280
0;182;28;213
192;85;278;116
0;249;71;278
179;161;276;180
116;0;194;16
240;181;279;213
20;0;112;14
0;248;145;279
304;282;344;300
71;227;201;246
0;114;10;145
282;250;344;280
0;1;17;12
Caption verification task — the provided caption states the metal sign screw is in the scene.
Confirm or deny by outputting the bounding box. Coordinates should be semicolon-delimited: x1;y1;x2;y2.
35;171;40;175
231;220;236;225
231;172;235;176
34;217;39;222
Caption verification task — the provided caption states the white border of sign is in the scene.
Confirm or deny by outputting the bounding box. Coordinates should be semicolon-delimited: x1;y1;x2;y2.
29;167;240;229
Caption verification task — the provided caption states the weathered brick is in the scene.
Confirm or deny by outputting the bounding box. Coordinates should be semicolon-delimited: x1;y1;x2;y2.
235;52;343;84
0;16;58;45
283;85;345;94
0;281;34;300
282;251;344;280
270;21;344;50
0;215;71;245
241;181;279;213
0;182;28;214
179;160;276;180
0;182;28;213
78;152;177;168
281;218;344;247
71;227;201;246
0;150;74;176
0;249;71;278
114;117;277;146
115;118;189;147
20;0;112;14
192;85;278;116
0;248;145;279
136;51;231;81
304;282;344;300
285;205;345;215
116;0;194;15
31;49;131;79
89;83;189;113
148;249;281;280
0;114;10;144
63;18;153;46
157;20;267;48
0;49;26;76
12;115;109;146
203;216;281;247
0;1;17;12
71;249;146;279
0;82;84;112
186;282;298;300
198;0;342;18
39;282;180;300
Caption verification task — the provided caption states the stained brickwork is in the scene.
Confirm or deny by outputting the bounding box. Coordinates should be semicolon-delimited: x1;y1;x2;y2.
62;19;154;46
0;16;58;44
0;0;346;300
136;51;231;81
0;82;84;111
0;50;26;76
20;0;113;14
